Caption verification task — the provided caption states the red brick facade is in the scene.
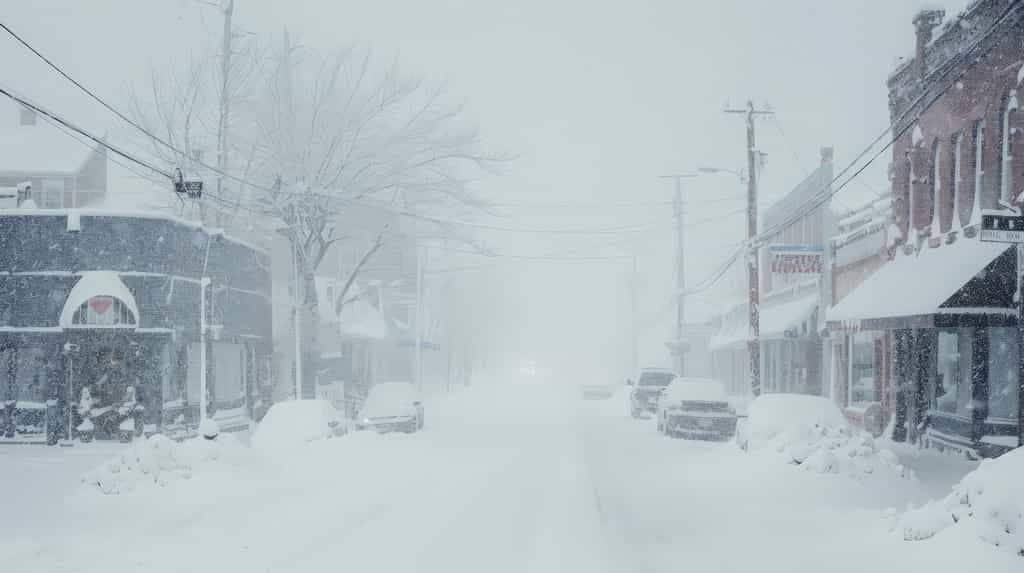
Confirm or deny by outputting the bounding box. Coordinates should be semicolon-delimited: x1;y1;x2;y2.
888;0;1024;242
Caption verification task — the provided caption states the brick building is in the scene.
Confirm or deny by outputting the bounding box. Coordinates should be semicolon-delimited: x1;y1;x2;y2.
828;0;1023;456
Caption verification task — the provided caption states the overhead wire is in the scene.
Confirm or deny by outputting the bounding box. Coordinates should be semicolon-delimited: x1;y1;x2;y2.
682;0;1023;297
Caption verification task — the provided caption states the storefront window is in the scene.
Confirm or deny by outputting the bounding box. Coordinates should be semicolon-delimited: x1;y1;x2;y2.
987;328;1019;421
848;332;877;407
14;348;49;405
934;329;973;416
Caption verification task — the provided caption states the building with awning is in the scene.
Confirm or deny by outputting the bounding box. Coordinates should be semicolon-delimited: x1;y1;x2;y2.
827;233;1019;456
0;210;273;444
824;0;1024;458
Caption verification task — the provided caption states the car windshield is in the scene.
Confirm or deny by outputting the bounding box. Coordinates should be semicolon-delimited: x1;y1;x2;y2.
638;372;674;387
4;2;1021;572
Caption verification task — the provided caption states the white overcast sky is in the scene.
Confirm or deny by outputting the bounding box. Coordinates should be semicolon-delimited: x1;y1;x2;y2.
1;0;972;377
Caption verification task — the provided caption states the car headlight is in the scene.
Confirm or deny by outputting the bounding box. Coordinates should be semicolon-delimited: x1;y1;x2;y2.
361;418;371;425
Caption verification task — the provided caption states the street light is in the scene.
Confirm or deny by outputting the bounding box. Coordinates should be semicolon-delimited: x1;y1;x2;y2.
698;166;747;181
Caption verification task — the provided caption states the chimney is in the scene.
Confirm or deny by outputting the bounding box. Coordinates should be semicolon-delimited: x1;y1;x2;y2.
820;147;834;165
913;8;945;79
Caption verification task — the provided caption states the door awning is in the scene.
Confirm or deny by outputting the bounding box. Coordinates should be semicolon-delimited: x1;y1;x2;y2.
827;236;1014;330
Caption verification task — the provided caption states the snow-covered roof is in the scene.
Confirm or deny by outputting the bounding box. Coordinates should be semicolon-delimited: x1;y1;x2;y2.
828;236;1011;324
0;122;96;175
0;207;268;256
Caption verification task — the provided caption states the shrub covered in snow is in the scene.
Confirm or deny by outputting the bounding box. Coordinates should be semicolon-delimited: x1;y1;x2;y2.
738;394;909;480
81;433;243;495
896;447;1023;557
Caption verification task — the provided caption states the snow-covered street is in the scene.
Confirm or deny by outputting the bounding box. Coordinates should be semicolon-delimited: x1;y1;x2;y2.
1;377;1019;573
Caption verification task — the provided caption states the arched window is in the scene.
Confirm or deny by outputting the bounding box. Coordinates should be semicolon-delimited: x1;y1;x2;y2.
971;118;986;221
930;139;942;232
70;296;136;327
1001;94;1019;203
951;132;963;230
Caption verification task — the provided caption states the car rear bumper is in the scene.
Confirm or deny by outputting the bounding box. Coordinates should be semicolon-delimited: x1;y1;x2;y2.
356;418;417;433
667;413;737;439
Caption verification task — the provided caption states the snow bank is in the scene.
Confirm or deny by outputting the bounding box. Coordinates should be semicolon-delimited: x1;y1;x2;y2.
81;433;244;495
740;394;909;481
250;399;342;453
896;447;1024;557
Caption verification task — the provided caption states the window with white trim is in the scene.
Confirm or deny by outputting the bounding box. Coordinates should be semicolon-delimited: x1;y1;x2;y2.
930;139;942;232
972;119;985;219
1000;94;1018;203
951;132;963;229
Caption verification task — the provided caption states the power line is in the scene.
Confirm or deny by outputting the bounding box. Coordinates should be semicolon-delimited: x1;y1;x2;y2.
0;84;174;180
684;0;1023;298
755;0;1022;247
0;19;280;196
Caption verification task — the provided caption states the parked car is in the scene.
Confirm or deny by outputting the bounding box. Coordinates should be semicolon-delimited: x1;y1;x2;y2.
251;399;348;452
356;382;424;433
629;368;675;418
580;382;616;400
655;378;737;441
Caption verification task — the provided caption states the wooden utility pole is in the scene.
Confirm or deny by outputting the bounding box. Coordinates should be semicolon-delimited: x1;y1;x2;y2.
660;173;697;377
725;101;773;396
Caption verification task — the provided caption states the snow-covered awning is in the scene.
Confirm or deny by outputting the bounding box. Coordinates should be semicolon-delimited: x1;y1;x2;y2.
339;299;390;340
760;294;818;340
709;308;749;351
59;271;139;329
828;236;1013;330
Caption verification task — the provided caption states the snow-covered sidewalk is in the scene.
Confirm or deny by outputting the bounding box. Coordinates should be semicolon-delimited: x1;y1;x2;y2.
1;379;1019;573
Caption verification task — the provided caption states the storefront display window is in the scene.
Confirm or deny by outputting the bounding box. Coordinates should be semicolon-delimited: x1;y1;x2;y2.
987;327;1019;421
848;332;877;407
934;329;973;417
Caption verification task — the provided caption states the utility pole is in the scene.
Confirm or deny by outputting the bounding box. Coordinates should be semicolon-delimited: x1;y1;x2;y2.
215;0;234;206
200;276;211;419
293;242;303;400
629;254;638;377
414;242;424;393
725;100;773;396
660;173;697;377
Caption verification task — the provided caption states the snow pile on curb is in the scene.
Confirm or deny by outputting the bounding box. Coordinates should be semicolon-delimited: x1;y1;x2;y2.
896;447;1023;557
81;433;244;495
740;394;909;480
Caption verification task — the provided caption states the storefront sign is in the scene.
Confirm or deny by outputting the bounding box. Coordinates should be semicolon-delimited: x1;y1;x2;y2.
769;244;823;287
980;210;1024;243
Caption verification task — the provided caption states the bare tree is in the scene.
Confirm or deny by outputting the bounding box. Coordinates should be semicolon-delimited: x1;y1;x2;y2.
238;36;502;394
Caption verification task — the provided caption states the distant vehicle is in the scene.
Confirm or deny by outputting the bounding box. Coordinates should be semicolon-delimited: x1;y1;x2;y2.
629;368;675;418
356;382;424;433
655;378;737;441
251;399;348;451
580;383;616;400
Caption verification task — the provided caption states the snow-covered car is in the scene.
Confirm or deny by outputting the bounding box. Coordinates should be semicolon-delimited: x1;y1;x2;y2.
734;393;848;453
629;367;675;418
655;377;737;440
251;399;348;451
356;382;424;433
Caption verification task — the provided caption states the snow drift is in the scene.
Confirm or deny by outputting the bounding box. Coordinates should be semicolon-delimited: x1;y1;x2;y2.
739;394;909;480
896;447;1023;557
81;433;245;495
